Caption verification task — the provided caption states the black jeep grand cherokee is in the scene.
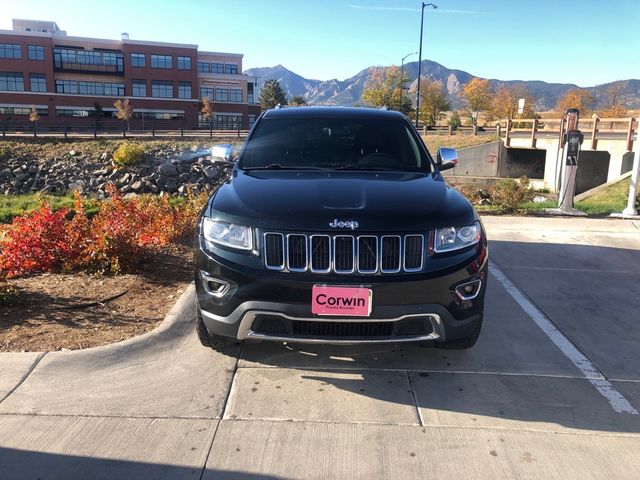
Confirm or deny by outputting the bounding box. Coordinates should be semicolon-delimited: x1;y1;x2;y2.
194;107;487;349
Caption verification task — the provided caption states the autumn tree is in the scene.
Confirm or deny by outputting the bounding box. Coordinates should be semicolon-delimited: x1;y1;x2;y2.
417;79;450;126
600;84;628;118
259;80;288;109
289;95;307;107
361;66;411;114
114;98;133;130
489;85;536;120
555;88;594;115
201;96;215;126
28;106;40;123
461;78;492;125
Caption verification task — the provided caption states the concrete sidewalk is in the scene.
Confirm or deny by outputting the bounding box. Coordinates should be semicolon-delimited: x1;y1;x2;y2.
1;215;639;479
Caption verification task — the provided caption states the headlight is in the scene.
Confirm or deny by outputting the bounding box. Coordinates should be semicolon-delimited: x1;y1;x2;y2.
434;222;481;253
202;218;253;250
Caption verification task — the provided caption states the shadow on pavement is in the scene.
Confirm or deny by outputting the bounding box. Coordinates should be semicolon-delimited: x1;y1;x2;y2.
0;447;286;480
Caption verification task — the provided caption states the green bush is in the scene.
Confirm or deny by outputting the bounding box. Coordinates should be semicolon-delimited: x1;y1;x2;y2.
112;142;144;167
487;176;535;213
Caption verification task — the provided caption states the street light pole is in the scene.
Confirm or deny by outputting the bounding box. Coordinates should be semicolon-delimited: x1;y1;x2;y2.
415;2;437;127
400;51;417;112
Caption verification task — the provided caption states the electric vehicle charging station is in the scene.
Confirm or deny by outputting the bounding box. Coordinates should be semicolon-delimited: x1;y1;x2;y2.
546;108;587;216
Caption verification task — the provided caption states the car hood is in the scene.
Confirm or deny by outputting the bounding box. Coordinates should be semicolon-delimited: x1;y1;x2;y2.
207;169;476;232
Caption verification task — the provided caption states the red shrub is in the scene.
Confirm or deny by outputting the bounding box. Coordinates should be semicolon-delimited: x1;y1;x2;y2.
0;204;72;277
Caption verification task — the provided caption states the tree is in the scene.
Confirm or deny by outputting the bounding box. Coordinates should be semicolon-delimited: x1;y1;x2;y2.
461;78;492;125
600;84;628;118
289;95;307;107
417;79;450;126
200;96;215;126
489;85;536;120
114;98;133;130
448;110;462;130
28;106;40;123
361;66;411;114
555;88;594;115
259;80;288;109
93;102;104;126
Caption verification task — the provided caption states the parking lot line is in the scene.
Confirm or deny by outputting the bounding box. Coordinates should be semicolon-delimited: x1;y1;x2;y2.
489;262;638;415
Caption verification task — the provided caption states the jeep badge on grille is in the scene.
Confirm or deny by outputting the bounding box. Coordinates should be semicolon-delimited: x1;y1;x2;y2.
329;219;359;230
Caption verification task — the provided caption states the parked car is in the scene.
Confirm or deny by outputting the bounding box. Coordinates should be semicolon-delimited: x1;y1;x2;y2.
194;107;487;349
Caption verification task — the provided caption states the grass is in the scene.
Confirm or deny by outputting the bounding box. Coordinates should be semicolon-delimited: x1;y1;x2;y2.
575;176;632;216
422;134;499;152
0;193;102;224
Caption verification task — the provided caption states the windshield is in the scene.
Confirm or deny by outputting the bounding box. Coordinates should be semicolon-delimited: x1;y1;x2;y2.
239;116;430;172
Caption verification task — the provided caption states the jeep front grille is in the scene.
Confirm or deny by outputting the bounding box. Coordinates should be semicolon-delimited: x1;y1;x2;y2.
263;232;424;274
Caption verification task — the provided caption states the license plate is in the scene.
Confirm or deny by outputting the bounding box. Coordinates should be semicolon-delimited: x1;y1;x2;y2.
311;285;372;317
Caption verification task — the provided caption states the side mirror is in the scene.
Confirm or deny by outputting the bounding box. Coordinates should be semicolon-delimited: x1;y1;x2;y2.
211;144;236;163
436;147;458;171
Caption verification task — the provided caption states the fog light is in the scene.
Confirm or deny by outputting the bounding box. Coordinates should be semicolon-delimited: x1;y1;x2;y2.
455;280;482;301
200;271;230;297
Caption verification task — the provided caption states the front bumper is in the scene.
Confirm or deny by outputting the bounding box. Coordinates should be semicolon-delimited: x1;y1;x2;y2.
194;238;487;344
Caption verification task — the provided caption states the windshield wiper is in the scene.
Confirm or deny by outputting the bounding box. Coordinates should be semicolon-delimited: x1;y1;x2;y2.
242;163;328;171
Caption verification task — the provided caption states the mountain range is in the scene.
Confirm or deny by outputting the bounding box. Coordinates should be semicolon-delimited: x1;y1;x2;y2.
245;60;640;111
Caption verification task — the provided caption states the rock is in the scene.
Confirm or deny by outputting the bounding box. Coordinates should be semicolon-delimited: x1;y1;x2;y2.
178;185;186;194
117;173;131;185
16;173;30;182
130;180;143;192
68;181;84;193
100;152;111;161
124;192;138;199
165;181;178;193
68;150;77;157
203;166;218;179
28;165;38;174
159;162;178;177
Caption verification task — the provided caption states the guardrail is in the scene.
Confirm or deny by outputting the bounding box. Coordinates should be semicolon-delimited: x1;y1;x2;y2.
499;117;638;151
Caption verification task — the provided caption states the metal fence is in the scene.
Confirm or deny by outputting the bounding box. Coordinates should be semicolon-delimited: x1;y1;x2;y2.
0;119;251;139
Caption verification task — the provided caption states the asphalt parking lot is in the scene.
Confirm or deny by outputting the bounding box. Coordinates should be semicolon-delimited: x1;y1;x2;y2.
1;216;639;479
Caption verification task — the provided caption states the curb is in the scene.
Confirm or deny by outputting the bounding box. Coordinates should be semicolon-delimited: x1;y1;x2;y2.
0;282;196;358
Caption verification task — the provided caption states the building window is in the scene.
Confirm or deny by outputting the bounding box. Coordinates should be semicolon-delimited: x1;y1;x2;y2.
197;61;210;73
0;73;25;92
177;56;192;70
56;108;90;117
103;82;125;96
55;80;78;94
151;54;172;69
0;44;21;59
79;81;103;95
248;114;256;128
229;89;243;102
29;74;47;92
132;79;146;97
152;80;173;98
178;81;192;99
131;53;145;67
215;114;242;130
200;86;214;100
28;45;45;61
225;64;238;75
215;88;228;102
210;63;224;74
0;106;48;116
247;82;254;104
133;111;184;120
54;48;124;73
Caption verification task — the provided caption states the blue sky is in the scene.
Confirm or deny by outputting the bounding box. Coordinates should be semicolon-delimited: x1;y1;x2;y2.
1;0;638;86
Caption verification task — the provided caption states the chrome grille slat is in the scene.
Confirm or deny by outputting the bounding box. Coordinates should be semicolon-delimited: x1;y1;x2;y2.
263;232;424;274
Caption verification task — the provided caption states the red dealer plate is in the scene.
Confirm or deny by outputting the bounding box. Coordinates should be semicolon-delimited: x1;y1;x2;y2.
311;285;372;317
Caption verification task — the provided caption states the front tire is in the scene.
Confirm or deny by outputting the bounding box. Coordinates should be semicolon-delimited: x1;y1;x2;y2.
436;315;483;350
195;305;241;350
